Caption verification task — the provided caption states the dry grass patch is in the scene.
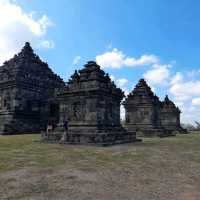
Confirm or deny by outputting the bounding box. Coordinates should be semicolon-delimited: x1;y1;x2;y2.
0;133;200;200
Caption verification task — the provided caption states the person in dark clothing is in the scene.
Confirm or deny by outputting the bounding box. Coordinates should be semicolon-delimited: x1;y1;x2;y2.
59;119;69;144
63;120;68;131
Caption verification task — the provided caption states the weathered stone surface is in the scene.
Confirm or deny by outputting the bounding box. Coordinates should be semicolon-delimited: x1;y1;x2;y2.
44;61;139;145
123;79;185;137
0;42;65;134
160;95;185;132
0;42;186;140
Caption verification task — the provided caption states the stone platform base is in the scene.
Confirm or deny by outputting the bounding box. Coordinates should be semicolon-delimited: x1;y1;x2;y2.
42;131;141;146
138;129;175;137
124;125;176;138
179;129;188;134
174;128;188;134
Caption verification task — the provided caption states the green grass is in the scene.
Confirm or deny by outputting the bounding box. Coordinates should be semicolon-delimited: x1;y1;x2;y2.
0;133;200;200
0;133;200;173
0;134;145;172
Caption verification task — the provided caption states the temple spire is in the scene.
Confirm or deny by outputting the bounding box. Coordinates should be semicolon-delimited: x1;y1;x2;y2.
131;78;155;97
19;42;34;58
84;60;100;71
164;95;170;102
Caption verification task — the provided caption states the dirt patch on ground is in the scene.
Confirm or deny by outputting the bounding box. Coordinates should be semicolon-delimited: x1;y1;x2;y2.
0;134;200;200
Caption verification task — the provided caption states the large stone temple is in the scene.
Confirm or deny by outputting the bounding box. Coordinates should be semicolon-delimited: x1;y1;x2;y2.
0;42;185;141
123;79;184;137
0;42;65;135
44;61;138;145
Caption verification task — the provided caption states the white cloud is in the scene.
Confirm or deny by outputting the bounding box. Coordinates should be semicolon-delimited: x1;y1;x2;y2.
116;78;128;88
110;75;115;81
72;56;81;65
143;64;171;85
109;76;129;96
180;104;200;124
192;97;200;106
120;105;125;120
168;72;200;124
122;88;129;96
151;86;156;93
187;69;200;79
0;0;54;65
175;101;184;107
169;81;200;101
38;40;55;49
170;72;183;85
96;48;159;69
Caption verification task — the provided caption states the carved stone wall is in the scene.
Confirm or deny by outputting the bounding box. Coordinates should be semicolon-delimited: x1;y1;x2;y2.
160;95;182;131
123;79;183;136
0;42;65;134
47;61;138;145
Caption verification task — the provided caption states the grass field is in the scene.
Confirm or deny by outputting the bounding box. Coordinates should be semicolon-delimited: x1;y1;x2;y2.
0;133;200;200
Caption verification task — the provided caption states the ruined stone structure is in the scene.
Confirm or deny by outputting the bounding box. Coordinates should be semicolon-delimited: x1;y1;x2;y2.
0;42;185;140
0;42;65;135
45;61;138;145
123;79;183;137
160;95;181;131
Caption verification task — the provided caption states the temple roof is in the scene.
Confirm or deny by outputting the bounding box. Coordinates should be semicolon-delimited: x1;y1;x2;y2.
64;61;124;98
68;61;107;83
0;42;64;88
123;78;161;105
20;42;34;57
78;61;104;78
163;95;176;106
162;95;180;112
2;42;39;67
84;61;101;70
128;79;156;98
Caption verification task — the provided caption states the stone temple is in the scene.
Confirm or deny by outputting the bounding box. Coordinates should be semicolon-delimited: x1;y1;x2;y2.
0;42;185;141
123;79;184;137
44;61;138;145
0;42;65;135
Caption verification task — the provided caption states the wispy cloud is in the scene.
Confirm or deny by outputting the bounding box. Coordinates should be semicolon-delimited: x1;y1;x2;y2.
72;56;81;65
38;40;55;49
143;64;171;85
96;48;159;69
116;78;128;88
192;97;200;106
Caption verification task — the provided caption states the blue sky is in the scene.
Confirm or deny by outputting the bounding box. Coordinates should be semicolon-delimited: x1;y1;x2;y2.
1;0;200;124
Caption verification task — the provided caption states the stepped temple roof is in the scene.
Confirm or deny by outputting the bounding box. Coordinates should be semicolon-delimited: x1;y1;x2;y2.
63;61;124;98
124;78;160;105
162;95;181;113
0;42;64;89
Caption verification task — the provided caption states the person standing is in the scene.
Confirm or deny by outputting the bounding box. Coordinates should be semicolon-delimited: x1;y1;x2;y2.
59;119;68;143
63;120;68;132
46;121;53;135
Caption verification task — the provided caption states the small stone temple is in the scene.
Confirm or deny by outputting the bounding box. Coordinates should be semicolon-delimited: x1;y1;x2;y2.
160;95;182;131
123;79;184;137
45;61;138;145
0;42;65;135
